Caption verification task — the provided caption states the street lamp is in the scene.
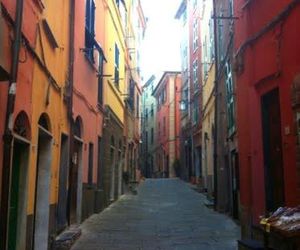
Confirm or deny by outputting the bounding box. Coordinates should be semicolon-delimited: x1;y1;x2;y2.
179;99;188;111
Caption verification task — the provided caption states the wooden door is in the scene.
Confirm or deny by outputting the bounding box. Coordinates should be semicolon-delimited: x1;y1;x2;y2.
261;88;284;212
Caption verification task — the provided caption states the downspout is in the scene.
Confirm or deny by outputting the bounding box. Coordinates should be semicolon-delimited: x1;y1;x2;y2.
67;0;75;225
0;0;24;249
212;0;219;211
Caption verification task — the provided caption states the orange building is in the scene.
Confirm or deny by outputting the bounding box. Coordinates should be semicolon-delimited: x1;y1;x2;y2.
0;0;70;249
153;72;182;178
69;0;105;225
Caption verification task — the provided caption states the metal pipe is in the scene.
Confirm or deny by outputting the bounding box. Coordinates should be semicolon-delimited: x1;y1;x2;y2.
67;0;75;225
212;0;219;211
0;0;24;248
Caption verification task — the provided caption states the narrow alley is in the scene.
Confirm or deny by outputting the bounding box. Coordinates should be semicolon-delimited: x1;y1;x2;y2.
71;179;239;250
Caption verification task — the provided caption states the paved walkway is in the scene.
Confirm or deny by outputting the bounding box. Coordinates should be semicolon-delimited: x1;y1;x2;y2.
71;178;240;250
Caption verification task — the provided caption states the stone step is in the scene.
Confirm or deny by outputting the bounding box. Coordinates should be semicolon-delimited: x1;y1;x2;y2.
53;227;81;250
238;239;264;250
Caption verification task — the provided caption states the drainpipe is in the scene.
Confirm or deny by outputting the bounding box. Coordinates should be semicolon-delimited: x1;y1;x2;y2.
0;0;24;249
212;0;219;211
67;0;75;225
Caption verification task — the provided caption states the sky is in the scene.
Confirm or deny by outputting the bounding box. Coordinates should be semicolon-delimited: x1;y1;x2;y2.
140;0;182;84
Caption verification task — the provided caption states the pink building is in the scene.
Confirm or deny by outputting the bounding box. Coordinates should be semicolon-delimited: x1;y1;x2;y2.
153;72;181;178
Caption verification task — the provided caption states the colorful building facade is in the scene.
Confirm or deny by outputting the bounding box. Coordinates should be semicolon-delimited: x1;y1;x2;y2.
175;0;193;182
213;0;239;218
200;0;215;198
0;0;70;249
123;0;146;184
234;0;300;239
188;0;203;184
70;0;105;225
0;0;145;249
153;72;181;178
141;75;157;178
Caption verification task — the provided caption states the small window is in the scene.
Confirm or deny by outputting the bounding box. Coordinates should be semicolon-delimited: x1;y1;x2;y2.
85;0;96;62
193;59;198;86
145;108;148;122
151;104;154;117
151;128;154;144
193;19;198;51
114;44;120;87
163;117;166;136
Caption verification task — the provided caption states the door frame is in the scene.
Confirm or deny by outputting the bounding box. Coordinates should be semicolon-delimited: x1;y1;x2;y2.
7;135;30;250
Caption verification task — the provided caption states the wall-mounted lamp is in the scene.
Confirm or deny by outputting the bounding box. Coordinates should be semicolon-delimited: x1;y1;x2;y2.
179;100;188;111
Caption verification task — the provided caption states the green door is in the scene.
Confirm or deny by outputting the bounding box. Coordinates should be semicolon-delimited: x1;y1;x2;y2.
8;143;22;250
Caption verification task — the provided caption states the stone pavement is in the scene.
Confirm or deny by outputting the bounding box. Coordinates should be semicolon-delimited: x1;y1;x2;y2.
71;178;240;250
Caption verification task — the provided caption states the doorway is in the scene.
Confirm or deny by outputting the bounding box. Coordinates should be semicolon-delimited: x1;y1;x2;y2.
69;138;82;224
8;139;29;250
57;134;69;231
33;125;52;250
261;88;284;212
109;136;115;202
231;151;240;220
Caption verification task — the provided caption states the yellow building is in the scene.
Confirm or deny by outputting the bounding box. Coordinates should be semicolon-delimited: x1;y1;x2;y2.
101;0;145;204
123;0;145;182
28;1;70;249
101;0;130;204
201;0;215;198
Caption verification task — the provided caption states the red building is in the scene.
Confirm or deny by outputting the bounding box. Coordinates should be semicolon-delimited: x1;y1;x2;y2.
70;0;105;223
153;72;181;178
234;0;300;238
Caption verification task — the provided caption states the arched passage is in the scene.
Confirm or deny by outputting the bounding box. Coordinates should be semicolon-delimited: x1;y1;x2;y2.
33;112;52;250
68;116;83;224
7;111;31;250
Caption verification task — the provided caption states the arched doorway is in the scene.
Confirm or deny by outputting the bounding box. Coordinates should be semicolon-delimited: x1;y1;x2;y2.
68;116;83;224
7;111;31;250
33;113;52;250
117;139;123;197
110;136;115;201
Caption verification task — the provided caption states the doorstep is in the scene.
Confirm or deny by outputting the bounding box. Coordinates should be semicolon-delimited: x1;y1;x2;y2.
52;226;81;250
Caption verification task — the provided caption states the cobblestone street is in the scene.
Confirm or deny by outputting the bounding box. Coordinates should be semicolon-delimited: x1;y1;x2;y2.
71;179;240;250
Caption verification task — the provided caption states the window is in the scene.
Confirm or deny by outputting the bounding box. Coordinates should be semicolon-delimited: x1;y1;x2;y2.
97;52;105;105
193;59;198;86
145;108;148;122
193;99;199;125
88;143;94;185
193;0;197;9
229;0;234;16
182;46;188;71
162;86;167;103
181;86;189;112
151;128;154;144
158;122;161;137
128;79;135;110
163;117;166;136
218;6;224;62
85;0;96;62
114;44;120;87
225;61;235;134
145;131;148;149
193;19;198;51
209;17;215;61
151;103;154;117
182;9;187;24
